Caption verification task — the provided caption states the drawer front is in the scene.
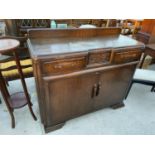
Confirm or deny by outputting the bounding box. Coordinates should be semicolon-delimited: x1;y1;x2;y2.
112;48;142;64
42;56;87;75
88;49;111;65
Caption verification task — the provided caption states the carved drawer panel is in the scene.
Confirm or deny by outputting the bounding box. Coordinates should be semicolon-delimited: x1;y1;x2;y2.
88;49;111;66
42;56;87;75
112;48;142;64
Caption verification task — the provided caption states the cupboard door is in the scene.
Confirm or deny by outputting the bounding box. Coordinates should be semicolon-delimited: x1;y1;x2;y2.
93;63;137;109
43;72;98;126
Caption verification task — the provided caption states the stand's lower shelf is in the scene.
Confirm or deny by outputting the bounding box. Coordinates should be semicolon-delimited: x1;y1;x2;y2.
8;92;28;109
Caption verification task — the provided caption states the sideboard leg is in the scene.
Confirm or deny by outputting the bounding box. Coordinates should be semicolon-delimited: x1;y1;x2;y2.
110;102;125;109
44;122;66;133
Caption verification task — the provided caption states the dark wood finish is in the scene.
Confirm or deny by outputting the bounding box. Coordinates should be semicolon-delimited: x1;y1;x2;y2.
28;27;121;39
43;70;97;125
88;49;111;66
45;122;66;133
27;28;144;132
0;39;37;128
42;54;87;76
93;63;137;110
112;48;142;64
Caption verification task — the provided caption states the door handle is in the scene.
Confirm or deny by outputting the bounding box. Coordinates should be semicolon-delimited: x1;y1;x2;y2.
92;84;97;98
96;82;101;96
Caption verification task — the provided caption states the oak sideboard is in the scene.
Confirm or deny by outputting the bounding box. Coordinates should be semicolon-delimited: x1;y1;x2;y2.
27;28;145;133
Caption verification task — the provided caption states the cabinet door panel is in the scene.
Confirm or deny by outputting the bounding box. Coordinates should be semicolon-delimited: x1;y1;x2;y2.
43;72;98;126
94;63;137;109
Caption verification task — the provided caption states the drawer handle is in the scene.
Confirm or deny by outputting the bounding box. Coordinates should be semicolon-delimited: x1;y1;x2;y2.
96;82;101;96
92;84;97;98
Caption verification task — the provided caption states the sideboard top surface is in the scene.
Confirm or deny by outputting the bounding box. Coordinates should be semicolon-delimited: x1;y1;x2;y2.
27;29;144;59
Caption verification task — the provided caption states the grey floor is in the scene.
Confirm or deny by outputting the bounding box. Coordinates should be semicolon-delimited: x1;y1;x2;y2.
0;67;155;135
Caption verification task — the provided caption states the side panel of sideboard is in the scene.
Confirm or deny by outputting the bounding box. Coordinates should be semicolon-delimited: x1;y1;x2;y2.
32;60;47;124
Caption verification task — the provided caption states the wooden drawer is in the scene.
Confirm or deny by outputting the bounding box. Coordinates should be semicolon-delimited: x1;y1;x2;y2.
88;49;111;66
42;56;87;75
112;48;142;64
